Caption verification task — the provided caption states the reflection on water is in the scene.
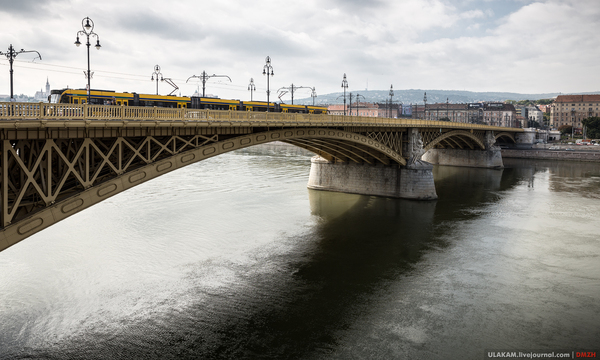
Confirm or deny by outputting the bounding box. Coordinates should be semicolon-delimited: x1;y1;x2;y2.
0;146;599;359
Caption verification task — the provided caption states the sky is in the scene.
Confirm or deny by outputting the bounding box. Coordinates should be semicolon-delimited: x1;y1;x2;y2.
1;0;599;102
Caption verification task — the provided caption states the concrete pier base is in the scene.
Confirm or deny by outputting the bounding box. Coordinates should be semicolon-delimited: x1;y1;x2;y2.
422;148;503;168
307;156;437;200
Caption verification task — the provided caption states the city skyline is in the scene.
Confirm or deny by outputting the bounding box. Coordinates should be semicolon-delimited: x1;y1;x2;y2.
1;0;599;102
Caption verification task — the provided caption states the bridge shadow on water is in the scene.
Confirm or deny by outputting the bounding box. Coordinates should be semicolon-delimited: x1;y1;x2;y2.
8;161;543;360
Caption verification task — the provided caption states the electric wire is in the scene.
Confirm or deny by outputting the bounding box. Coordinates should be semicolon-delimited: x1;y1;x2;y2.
0;59;285;96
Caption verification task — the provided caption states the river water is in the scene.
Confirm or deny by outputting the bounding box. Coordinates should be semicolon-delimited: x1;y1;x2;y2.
0;144;599;359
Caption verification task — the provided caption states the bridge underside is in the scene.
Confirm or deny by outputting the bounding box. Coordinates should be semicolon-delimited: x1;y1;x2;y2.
0;123;509;252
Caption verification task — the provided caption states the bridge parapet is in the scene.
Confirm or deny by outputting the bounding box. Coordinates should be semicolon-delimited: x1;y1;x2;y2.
0;101;520;132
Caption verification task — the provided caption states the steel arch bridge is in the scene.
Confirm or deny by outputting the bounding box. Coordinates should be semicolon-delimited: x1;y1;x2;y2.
0;102;521;252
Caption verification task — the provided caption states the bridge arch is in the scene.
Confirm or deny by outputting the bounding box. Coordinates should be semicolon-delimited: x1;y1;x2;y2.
422;129;486;152
0;128;404;251
494;131;516;143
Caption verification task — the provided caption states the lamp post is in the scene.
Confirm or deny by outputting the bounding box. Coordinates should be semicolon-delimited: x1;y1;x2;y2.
341;74;348;116
446;97;449;121
571;109;575;139
311;87;317;106
186;71;232;97
151;65;163;95
1;45;42;102
263;56;274;112
388;85;394;118
248;78;256;101
75;17;101;105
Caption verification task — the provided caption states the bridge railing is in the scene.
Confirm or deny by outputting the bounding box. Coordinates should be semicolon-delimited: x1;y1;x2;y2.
0;101;521;131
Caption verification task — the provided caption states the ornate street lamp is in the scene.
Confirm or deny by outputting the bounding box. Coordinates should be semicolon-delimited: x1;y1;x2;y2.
341;73;348;116
151;65;163;95
311;87;317;106
248;78;256;101
75;17;101;105
1;45;41;102
262;56;274;112
388;84;394;118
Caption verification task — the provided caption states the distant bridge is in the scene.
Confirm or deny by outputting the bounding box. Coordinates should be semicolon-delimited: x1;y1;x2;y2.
0;101;522;252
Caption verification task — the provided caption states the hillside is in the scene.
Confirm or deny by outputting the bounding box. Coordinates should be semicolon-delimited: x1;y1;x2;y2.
292;89;600;106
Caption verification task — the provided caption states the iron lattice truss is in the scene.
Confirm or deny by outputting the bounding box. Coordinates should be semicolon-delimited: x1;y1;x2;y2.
420;129;487;151
1;134;218;227
364;131;403;156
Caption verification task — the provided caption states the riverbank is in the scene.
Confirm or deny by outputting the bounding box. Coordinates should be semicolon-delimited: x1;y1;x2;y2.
502;147;600;162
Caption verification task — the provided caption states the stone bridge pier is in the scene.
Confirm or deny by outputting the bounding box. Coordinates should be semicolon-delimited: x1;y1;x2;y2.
307;128;438;200
421;130;503;169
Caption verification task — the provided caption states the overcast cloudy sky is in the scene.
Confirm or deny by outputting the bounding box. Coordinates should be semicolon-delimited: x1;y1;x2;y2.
1;0;599;101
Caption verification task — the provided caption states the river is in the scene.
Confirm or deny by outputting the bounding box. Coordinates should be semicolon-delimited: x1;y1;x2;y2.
0;144;599;359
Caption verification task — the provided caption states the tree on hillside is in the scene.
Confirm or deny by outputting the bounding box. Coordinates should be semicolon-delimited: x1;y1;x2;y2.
582;117;600;139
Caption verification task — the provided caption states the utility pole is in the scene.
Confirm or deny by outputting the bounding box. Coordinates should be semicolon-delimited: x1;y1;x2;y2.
186;71;232;97
1;44;42;101
354;93;365;116
423;92;427;120
248;78;256;101
341;73;348;116
348;93;353;116
277;83;313;105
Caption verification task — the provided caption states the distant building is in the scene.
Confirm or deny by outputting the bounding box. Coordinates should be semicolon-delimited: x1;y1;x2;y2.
328;102;380;117
375;103;401;118
537;104;551;113
34;77;50;102
414;102;517;127
525;106;543;126
550;94;600;131
327;100;518;127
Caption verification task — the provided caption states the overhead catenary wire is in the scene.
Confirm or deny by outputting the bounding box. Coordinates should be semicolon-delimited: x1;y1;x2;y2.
0;58;273;95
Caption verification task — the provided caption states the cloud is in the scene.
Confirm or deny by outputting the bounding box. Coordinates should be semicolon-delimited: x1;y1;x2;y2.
1;0;599;99
0;0;69;15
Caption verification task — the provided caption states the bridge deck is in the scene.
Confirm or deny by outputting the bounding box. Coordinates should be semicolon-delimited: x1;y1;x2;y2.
0;101;523;252
0;101;521;133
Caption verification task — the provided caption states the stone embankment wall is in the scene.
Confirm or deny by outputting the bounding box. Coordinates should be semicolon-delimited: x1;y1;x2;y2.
502;149;600;162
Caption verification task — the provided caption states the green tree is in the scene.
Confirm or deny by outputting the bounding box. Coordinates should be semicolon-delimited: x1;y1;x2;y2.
558;124;573;135
582;116;600;139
